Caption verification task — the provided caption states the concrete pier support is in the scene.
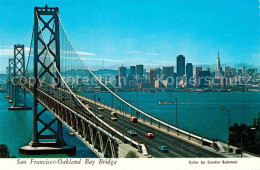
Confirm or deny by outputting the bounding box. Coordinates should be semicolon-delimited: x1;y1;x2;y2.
19;142;76;155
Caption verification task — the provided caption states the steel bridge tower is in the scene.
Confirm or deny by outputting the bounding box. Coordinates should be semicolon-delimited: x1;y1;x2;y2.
7;58;14;103
5;67;10;98
20;5;75;154
9;44;31;110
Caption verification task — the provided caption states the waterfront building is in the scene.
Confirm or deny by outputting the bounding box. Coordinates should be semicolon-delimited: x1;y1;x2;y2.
162;66;174;88
230;68;237;77
248;68;258;76
129;66;136;80
136;64;144;79
242;66;246;75
198;70;210;88
225;66;230;77
177;55;185;77
195;67;202;86
186;63;193;87
118;66;127;89
150;69;156;88
237;69;242;75
215;52;221;77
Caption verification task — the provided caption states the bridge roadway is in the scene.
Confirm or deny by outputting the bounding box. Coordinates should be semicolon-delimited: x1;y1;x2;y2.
41;85;223;158
82;101;224;158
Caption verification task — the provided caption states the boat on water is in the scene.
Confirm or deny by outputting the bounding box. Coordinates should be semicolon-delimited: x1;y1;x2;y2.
158;101;171;105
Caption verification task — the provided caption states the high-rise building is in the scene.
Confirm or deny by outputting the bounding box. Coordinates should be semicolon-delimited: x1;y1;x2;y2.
230;68;237;77
237;69;242;75
225;66;230;77
118;66;127;89
195;67;202;87
195;67;202;78
155;68;162;88
163;66;174;88
155;68;162;79
198;70;210;88
242;66;246;75
129;66;136;80
136;64;144;79
177;55;185;77
150;69;156;88
215;51;221;77
248;68;258;76
186;63;193;87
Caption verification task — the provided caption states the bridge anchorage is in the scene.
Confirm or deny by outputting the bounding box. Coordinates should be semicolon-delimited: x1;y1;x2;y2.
8;45;31;110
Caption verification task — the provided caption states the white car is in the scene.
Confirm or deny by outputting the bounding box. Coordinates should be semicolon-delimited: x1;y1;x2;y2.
98;107;104;111
111;117;118;121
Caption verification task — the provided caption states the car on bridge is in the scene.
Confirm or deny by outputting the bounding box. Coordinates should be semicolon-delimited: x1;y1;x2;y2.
98;114;104;118
145;133;155;138
111;111;117;117
111;116;118;121
158;146;169;152
86;105;92;110
98;107;104;111
130;117;138;123
127;130;138;136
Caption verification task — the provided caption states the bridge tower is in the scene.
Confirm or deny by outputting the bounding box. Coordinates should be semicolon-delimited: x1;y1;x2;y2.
5;67;10;98
7;58;14;103
20;5;75;155
9;44;31;110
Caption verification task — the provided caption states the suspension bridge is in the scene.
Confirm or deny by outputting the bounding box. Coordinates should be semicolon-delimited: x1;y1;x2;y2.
4;5;225;158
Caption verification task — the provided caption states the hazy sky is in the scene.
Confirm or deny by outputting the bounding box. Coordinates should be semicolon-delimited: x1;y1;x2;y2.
0;0;259;73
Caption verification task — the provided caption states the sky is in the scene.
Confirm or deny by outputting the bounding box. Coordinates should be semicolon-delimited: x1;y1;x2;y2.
0;0;259;73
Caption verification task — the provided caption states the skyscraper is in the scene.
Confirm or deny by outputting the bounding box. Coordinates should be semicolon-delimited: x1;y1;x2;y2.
155;68;162;78
198;70;210;88
215;51;221;77
163;66;174;88
230;68;237;77
177;55;185;77
118;66;127;89
195;67;202;87
195;67;202;78
150;69;156;88
129;66;136;80
242;66;246;75
237;69;242;75
225;66;230;77
136;64;144;78
186;63;193;87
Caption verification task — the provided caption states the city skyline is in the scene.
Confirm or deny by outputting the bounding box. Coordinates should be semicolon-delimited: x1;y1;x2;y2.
0;0;259;73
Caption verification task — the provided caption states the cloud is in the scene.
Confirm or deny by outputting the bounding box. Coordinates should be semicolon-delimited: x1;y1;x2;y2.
75;51;95;56
126;50;142;54
144;52;159;56
61;54;149;64
0;45;13;49
126;50;159;56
